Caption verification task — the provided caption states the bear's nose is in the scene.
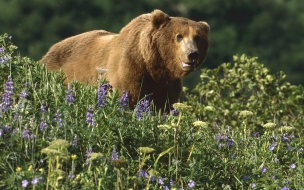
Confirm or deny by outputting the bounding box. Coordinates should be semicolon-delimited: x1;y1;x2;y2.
188;51;199;62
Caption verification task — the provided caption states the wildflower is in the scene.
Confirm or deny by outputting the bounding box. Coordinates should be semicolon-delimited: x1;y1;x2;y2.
1;76;14;111
68;173;75;179
193;120;208;127
111;149;119;161
119;91;129;109
65;84;75;104
263;122;276;128
0;48;4;53
274;158;279;163
16;167;22;172
19;90;28;98
0;55;10;64
22;179;29;188
158;177;164;185
86;106;96;126
188;180;195;188
253;132;263;137
40;102;47;113
22;129;30;139
135;96;151;120
39;120;47;131
251;183;256;188
86;146;93;159
272;175;276;179
163;186;169;190
261;167;267;173
239;110;253;117
243;175;249;180
170;179;175;186
290;163;296;169
282;186;290;190
138;169;149;178
269;143;277;151
171;108;179;116
226;139;234;148
97;84;112;108
54;109;63;127
287;145;292;151
172;103;192;112
71;154;77;160
85;146;93;165
72;135;77;147
31;177;39;185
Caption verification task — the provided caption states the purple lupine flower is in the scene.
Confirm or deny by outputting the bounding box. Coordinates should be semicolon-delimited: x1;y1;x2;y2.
188;180;195;188
86;106;96;126
119;91;129;109
22;129;30;139
31;177;39;185
269;143;277;151
111;149;119;161
150;176;156;182
163;186;169;190
0;55;10;64
135;96;151;120
72;135;77;147
86;146;93;159
272;175;276;179
0;48;4;53
274;158;279;163
39;120;47;131
243;175;249;181
54;109;63;127
290;164;296;169
97;84;112;108
68;173;75;179
158;177;164;185
138;169;149;178
226;139;234;148
170;179;175;186
282;186;290;190
40;102;47;113
22;179;29;187
65;85;75;104
19;90;28;98
251;183;256;188
85;146;93;165
1;76;14;111
261;167;267;173
171;108;179;116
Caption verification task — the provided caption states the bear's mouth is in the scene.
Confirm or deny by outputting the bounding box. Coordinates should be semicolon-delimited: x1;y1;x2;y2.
182;61;196;71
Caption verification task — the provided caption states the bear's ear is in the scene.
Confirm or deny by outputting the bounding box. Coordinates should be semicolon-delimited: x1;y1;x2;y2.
151;9;170;28
198;21;210;34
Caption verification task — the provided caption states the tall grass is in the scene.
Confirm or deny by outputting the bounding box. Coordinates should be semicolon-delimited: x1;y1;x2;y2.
1;33;304;189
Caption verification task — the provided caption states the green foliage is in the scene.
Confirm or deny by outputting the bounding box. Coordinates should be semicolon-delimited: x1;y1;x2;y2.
2;34;304;189
186;54;304;133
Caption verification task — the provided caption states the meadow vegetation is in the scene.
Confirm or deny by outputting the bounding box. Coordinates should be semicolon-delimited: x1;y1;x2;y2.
1;33;304;189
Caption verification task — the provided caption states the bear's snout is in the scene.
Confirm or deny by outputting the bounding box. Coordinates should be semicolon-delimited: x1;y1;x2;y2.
187;50;199;63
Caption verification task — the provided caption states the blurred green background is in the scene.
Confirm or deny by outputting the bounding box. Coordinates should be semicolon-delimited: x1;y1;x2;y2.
1;0;303;89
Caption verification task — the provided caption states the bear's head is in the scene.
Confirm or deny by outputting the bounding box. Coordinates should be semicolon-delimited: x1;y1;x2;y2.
141;10;209;80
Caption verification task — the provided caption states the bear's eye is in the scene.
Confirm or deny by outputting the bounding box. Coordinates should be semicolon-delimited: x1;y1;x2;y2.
176;34;183;42
194;35;200;42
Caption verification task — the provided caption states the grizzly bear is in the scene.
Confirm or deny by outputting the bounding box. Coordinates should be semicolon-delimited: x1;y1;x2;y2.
41;10;209;111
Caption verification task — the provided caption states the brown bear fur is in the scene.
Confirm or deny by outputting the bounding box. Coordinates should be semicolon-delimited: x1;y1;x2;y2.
41;10;209;111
